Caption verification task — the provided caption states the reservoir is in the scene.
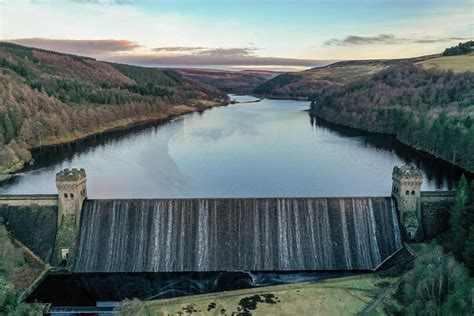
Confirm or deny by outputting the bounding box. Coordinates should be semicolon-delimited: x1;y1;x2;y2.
0;95;465;197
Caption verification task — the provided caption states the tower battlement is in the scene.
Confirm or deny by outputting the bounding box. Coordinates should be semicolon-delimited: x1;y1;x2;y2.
392;165;422;179
56;168;86;181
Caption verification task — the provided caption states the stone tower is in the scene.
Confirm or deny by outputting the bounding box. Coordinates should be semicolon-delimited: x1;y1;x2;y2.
54;168;87;264
392;165;423;241
56;168;87;227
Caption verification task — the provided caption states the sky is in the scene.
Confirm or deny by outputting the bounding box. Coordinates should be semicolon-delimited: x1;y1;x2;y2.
0;0;472;71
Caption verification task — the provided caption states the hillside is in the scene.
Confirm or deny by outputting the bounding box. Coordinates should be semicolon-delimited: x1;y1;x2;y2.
310;64;474;172
0;42;227;176
177;68;279;94
254;55;437;99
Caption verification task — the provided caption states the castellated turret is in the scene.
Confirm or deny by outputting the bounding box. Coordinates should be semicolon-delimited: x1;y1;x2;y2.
392;165;422;241
56;168;87;227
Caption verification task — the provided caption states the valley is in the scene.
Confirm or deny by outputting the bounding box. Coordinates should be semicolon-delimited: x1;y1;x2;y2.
0;37;473;316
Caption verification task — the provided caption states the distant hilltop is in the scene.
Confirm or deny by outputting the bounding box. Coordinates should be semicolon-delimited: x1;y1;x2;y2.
254;41;474;99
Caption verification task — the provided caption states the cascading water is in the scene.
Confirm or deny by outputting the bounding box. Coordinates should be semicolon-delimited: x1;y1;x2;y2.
71;197;402;273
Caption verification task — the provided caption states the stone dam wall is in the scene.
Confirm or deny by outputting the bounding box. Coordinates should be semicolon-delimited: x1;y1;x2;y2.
0;202;58;262
420;191;455;240
70;197;403;273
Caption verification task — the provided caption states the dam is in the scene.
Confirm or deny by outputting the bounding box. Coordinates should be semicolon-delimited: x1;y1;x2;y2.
0;165;457;307
0;165;455;274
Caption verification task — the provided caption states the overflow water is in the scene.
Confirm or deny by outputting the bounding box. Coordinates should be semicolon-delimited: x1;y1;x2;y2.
71;197;402;273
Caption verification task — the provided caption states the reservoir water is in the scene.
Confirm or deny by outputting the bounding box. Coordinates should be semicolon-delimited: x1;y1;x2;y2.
0;95;465;197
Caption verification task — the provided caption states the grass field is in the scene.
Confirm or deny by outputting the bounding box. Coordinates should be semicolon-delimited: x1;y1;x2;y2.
417;53;474;73
120;274;400;315
301;63;390;84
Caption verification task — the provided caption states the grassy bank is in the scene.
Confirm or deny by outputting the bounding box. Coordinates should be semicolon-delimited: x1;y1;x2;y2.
120;274;400;315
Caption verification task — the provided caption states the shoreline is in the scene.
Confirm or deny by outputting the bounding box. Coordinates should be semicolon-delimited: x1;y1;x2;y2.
1;100;229;181
253;94;308;101
311;113;473;176
255;92;472;175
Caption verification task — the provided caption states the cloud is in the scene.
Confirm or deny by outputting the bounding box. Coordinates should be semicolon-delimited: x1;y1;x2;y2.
196;48;257;57
152;47;207;52
6;38;329;69
324;34;397;46
151;47;258;57
69;0;133;4
7;38;142;55
412;37;472;44
324;34;471;46
108;53;326;68
137;47;296;67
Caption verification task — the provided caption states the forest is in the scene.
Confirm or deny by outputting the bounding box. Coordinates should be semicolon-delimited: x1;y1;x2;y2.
0;42;226;175
386;177;474;315
310;64;474;172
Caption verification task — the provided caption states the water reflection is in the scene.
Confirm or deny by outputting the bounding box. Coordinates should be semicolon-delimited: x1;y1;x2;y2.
310;116;468;190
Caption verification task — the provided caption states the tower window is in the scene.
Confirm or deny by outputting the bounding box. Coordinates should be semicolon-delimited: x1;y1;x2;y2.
70;193;74;198
411;190;415;195
405;190;410;196
64;193;68;198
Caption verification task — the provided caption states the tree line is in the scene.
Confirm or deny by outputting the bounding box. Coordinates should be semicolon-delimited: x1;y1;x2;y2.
446;176;474;269
442;41;474;56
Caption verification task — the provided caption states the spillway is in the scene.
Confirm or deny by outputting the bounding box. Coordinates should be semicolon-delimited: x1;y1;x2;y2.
70;197;402;272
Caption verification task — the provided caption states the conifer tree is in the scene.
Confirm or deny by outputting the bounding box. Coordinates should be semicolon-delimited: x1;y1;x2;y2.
463;228;474;270
450;175;468;259
3;111;15;143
